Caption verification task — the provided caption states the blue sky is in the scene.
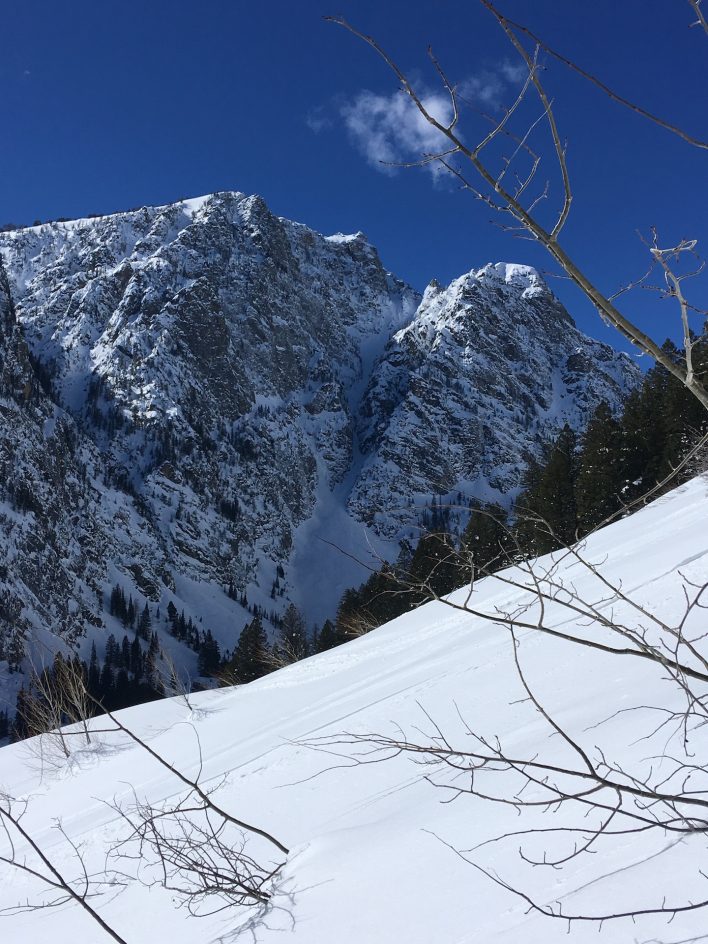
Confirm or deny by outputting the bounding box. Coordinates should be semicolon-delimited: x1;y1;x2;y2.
1;0;706;354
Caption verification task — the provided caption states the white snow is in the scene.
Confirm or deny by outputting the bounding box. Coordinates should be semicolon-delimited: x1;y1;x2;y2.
2;477;707;943
324;231;367;244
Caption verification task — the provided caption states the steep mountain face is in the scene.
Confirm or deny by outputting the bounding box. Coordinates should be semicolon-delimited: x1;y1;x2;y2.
0;268;101;667
0;195;418;599
0;193;640;679
350;263;636;536
0;262;190;710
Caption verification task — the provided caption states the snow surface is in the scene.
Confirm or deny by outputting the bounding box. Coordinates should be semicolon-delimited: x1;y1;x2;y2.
3;487;705;943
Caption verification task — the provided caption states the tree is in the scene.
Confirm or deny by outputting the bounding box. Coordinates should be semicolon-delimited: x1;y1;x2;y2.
329;5;708;410
137;602;151;641
197;629;221;677
408;526;460;601
515;424;578;554
458;501;512;589
227;616;271;684
574;401;623;532
313;619;339;653
273;603;309;665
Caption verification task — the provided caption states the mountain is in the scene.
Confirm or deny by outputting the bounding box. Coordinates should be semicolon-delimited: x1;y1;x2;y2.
0;191;639;687
1;477;704;943
350;262;635;537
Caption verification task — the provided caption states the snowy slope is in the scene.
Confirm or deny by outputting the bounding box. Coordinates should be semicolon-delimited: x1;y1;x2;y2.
1;477;706;944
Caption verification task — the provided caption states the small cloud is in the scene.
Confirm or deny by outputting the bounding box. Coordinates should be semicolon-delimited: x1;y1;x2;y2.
340;60;526;178
306;107;333;134
500;59;527;84
458;60;525;109
341;88;453;177
23;69;31;78
458;73;505;107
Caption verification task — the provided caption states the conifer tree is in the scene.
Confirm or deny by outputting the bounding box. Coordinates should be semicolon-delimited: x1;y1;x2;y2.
120;635;131;670
313;619;339;653
228;616;271;683
105;633;118;666
88;642;100;694
575;401;623;533
516;424;578;554
99;662;114;701
198;630;221;677
137;602;151;641
460;502;511;577
408;528;459;599
277;604;309;662
130;636;143;679
166;600;178;629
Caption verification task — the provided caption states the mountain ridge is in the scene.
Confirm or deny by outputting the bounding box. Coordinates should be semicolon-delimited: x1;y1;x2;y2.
0;190;640;697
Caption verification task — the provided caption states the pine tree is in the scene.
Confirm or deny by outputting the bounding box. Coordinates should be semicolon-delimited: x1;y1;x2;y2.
13;688;30;739
313;619;339;653
516;424;578;554
228;616;271;683
166;600;178;629
460;502;511;578
88;642;100;695
130;636;143;679
408;528;459;600
575;401;623;533
137;602;151;641
99;662;114;702
197;630;221;677
120;634;131;670
277;604;309;662
105;633;118;666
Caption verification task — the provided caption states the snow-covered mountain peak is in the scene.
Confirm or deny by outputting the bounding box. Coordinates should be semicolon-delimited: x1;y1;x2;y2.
351;261;639;535
476;260;543;288
442;261;552;308
324;231;368;245
0;191;641;678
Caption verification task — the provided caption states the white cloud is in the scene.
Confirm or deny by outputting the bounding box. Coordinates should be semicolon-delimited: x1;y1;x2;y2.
500;59;527;84
458;59;526;108
341;60;527;177
458;73;504;106
341;88;453;176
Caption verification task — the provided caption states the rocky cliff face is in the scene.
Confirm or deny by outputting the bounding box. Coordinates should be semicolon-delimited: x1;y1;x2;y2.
0;193;640;682
350;263;635;536
0;263;118;686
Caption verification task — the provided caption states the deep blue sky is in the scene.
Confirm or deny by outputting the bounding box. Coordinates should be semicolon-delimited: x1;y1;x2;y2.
2;0;706;355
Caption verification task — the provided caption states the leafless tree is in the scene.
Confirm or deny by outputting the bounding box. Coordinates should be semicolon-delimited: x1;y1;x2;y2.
3;661;288;936
324;2;708;929
18;653;96;763
307;502;708;926
109;780;280;916
0;793;128;943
